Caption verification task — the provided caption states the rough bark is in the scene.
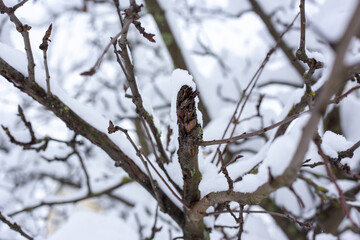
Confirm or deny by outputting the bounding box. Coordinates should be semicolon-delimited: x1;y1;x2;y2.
176;86;207;239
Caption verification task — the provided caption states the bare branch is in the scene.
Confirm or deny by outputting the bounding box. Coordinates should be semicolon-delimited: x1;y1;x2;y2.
108;120;187;210
0;57;185;227
249;0;306;76
0;0;35;82
80;19;132;76
217;149;234;191
200;109;310;146
207;209;312;229
115;5;171;166
211;12;300;163
39;23;53;96
0;211;33;240
313;133;357;228
9;178;133;217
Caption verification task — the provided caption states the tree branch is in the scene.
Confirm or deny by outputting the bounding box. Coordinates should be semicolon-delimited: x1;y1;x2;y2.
0;56;185;227
0;211;33;240
0;0;35;82
190;2;360;223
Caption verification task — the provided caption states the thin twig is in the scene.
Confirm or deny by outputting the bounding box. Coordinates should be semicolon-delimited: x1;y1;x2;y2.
217;149;234;191
237;204;244;240
146;205;162;240
0;0;35;82
249;0;306;76
12;0;29;11
211;12;300;163
139;117;182;194
116;3;170;165
289;185;305;209
80;18;132;76
313;133;357;228
39;24;53;96
9;178;132;217
108;121;188;210
200;109;310;146
112;0;124;27
296;0;323;93
75;151;92;194
33;172;134;207
330;86;360;104
0;211;33;240
206;209;312;228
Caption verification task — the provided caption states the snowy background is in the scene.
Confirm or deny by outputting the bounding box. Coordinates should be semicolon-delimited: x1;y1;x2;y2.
0;0;360;239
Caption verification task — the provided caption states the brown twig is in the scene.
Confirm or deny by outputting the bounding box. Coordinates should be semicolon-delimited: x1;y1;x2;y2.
249;0;306;77
0;0;35;82
146;205;162;240
2;107;83;153
32;172;134;207
9;178;132;217
75;150;92;194
115;3;170;166
39;23;53;96
133;20;155;42
112;41;130;80
80;19;132;76
138;117;182;194
289;185;305;209
302;161;324;168
108;121;188;210
12;0;29;11
200;109;310;146
206;209;312;229
237;204;244;240
0;57;184;227
81;1;155;76
211;12;300;163
0;211;33;240
217;149;234;191
296;0;323;93
1;106;46;151
330;86;360;104
313;133;356;228
108;120;166;210
112;0;124;27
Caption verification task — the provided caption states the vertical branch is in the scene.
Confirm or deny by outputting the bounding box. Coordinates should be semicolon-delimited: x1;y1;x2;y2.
39;24;53;96
75;151;92;194
176;85;207;239
237;204;244;240
298;0;306;53
176;86;201;207
211;13;300;164
0;0;35;82
296;0;323;93
217;149;234;191
112;0;124;27
313;133;356;227
118;29;170;165
284;1;360;227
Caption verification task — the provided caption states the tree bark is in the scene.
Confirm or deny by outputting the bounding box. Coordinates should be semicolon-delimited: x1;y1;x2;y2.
176;86;207;239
